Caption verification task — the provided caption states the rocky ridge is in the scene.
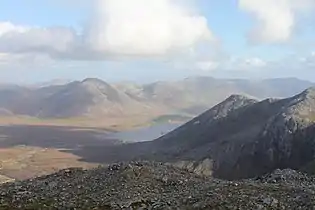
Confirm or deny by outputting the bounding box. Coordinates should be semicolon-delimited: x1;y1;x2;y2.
232;87;315;178
0;162;315;209
139;87;315;179
91;87;315;180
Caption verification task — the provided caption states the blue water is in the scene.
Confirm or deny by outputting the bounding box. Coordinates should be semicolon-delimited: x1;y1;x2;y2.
109;123;182;142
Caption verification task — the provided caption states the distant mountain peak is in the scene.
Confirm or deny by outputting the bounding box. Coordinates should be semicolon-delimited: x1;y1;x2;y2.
225;94;257;102
215;94;258;111
194;94;258;124
81;78;109;86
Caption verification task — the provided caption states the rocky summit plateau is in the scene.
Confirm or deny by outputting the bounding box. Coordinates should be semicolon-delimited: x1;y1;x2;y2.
1;162;315;210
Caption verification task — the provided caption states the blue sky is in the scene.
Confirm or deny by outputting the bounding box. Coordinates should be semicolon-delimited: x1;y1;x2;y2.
0;0;315;84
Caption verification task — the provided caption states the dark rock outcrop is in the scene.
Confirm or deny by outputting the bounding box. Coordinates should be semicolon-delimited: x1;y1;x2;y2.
231;87;315;179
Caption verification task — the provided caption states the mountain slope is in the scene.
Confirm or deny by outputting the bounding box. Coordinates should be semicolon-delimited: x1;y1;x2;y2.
143;87;315;179
36;78;137;117
91;87;315;180
232;87;315;178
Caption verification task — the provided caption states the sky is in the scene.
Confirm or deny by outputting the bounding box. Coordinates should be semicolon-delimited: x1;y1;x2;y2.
1;0;315;84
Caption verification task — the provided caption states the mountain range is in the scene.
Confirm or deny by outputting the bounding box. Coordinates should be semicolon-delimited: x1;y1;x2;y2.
0;77;314;120
79;86;315;180
1;86;315;209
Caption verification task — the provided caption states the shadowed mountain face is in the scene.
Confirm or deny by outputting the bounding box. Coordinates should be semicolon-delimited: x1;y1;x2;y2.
81;87;315;180
0;77;313;118
147;87;315;179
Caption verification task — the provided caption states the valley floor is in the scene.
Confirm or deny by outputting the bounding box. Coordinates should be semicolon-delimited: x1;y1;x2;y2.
0;124;112;181
0;116;184;181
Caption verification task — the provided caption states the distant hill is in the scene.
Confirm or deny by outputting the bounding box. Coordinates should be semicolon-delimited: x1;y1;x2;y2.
27;79;73;88
116;76;314;115
34;78;156;118
0;77;313;120
0;78;165;119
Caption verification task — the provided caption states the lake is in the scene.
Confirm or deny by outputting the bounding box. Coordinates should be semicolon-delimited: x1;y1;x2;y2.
108;123;182;142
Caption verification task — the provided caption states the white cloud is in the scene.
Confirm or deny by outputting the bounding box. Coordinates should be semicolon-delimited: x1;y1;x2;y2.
0;22;28;35
0;0;215;61
0;23;76;57
239;0;315;43
86;0;214;57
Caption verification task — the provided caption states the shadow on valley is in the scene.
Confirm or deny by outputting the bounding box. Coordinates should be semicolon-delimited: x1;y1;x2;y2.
0;125;125;162
0;124;182;169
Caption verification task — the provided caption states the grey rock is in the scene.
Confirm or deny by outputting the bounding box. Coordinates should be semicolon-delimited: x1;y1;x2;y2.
0;162;315;209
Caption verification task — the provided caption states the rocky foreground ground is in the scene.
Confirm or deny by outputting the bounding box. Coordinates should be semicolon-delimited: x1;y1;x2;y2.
0;162;314;210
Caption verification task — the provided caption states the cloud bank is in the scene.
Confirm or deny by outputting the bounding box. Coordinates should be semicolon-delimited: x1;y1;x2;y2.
239;0;315;43
1;0;315;75
87;0;213;56
0;0;214;60
0;22;76;56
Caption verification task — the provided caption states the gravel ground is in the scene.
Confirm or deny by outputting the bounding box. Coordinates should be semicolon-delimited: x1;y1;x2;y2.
0;161;315;209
